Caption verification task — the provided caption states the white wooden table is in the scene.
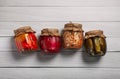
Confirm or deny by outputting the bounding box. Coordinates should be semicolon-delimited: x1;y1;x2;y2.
0;0;120;79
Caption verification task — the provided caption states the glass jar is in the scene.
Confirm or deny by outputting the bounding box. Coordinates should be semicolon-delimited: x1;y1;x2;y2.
39;28;61;54
84;30;107;56
14;26;38;53
62;22;84;49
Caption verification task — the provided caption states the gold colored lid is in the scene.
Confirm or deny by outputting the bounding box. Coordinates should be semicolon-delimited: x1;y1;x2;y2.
41;28;60;36
14;26;35;36
85;30;106;39
64;22;83;32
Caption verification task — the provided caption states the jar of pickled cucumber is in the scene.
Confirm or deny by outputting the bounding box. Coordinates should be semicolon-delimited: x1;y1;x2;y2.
84;30;107;56
62;22;84;49
14;26;38;53
39;28;61;54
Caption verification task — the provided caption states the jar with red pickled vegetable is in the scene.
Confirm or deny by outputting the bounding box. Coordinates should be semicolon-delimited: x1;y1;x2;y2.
14;26;38;53
84;30;107;56
62;22;84;49
39;28;61;54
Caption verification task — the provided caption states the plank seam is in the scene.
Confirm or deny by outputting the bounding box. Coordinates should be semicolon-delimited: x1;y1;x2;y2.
0;6;120;7
0;21;120;22
0;67;120;68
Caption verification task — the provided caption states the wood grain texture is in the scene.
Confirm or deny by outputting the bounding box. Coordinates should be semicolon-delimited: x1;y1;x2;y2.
0;22;120;37
0;7;119;21
0;51;119;67
0;0;119;78
0;37;119;51
0;68;120;79
0;0;120;7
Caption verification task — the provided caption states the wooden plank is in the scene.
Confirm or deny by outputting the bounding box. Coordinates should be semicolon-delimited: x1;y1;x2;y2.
0;0;119;7
0;68;120;79
0;51;119;67
0;7;119;21
0;37;119;51
0;22;120;37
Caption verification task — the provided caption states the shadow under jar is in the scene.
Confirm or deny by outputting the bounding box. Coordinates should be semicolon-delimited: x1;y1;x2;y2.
62;22;84;49
14;26;38;53
84;30;107;57
39;28;61;54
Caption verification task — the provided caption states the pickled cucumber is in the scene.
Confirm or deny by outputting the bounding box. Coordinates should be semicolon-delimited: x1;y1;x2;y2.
93;37;101;53
99;37;106;55
85;38;94;54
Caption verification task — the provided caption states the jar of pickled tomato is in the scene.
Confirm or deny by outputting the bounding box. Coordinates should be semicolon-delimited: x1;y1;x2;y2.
14;26;38;53
84;30;107;56
39;28;61;54
62;22;84;49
